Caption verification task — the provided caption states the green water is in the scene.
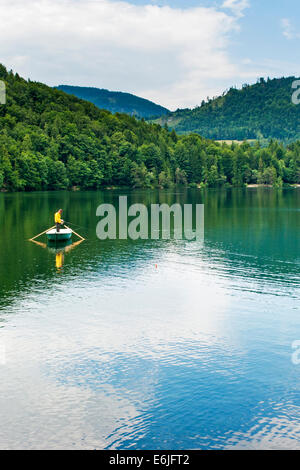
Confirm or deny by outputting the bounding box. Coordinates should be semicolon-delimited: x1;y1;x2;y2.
0;188;299;449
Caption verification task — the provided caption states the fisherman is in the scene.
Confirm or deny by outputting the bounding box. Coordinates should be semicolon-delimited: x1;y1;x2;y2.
54;209;64;232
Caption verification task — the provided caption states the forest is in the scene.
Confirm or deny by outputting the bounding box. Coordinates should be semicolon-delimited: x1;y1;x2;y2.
157;77;300;142
56;85;169;119
0;65;299;192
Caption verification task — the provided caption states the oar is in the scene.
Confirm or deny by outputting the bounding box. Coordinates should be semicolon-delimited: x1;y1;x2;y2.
30;240;47;249
64;225;85;241
64;239;85;253
29;225;56;241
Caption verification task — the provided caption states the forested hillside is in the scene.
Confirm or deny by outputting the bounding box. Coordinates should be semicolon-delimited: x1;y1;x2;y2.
56;85;169;119
158;77;300;142
0;65;299;191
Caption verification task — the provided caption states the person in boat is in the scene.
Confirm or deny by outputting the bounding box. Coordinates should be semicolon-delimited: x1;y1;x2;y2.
54;209;64;233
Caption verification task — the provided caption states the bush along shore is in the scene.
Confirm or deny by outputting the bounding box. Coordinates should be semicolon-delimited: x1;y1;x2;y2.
0;65;299;192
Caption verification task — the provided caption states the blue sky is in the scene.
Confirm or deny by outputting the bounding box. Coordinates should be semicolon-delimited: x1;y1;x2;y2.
0;0;299;109
126;0;300;75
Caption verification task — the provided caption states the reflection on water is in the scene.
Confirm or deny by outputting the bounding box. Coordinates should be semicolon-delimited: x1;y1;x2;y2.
30;239;85;270
0;189;299;449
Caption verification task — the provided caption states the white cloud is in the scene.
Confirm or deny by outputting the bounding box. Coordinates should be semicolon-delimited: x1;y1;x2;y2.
0;0;257;109
222;0;249;18
281;18;300;40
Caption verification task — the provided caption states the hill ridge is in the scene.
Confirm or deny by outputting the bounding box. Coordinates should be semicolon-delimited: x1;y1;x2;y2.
156;77;300;143
56;84;169;119
0;64;299;192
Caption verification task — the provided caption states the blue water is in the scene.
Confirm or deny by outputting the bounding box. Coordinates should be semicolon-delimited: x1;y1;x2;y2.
0;189;299;449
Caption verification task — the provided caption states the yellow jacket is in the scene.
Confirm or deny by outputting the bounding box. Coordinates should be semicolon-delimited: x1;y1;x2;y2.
55;211;62;224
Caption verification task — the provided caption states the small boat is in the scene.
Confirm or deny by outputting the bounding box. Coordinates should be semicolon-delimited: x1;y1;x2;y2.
47;239;73;250
46;228;73;241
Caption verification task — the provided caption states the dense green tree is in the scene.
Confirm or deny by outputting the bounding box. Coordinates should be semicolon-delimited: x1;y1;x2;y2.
157;77;300;143
0;64;299;192
56;85;169;119
175;167;187;186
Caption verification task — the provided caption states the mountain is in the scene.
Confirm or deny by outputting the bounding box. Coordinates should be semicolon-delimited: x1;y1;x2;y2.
0;64;299;192
0;64;177;191
56;85;169;119
156;77;300;142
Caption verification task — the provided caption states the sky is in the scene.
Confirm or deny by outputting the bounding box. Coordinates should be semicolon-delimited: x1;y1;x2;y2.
0;0;299;110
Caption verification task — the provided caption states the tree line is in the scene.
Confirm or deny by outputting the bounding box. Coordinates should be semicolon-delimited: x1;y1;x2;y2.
159;77;300;142
0;65;299;192
56;85;170;119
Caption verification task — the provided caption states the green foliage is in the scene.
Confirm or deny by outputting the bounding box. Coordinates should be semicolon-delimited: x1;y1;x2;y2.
0;65;299;192
131;163;154;188
158;169;173;188
175;167;187;186
56;85;169;119
159;77;300;142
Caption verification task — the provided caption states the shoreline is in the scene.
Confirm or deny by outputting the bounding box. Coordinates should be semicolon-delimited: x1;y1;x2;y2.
246;184;300;188
1;184;299;194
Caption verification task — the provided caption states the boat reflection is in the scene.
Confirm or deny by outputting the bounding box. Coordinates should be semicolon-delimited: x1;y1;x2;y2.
30;239;85;271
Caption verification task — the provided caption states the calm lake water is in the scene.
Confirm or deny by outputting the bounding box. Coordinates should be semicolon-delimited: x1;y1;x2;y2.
0;188;299;450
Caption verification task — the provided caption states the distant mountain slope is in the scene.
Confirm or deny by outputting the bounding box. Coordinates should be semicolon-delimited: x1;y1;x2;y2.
157;77;300;142
56;85;169;118
0;64;299;192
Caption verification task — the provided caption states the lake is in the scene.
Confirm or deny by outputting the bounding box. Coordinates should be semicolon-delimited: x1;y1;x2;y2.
0;188;299;450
